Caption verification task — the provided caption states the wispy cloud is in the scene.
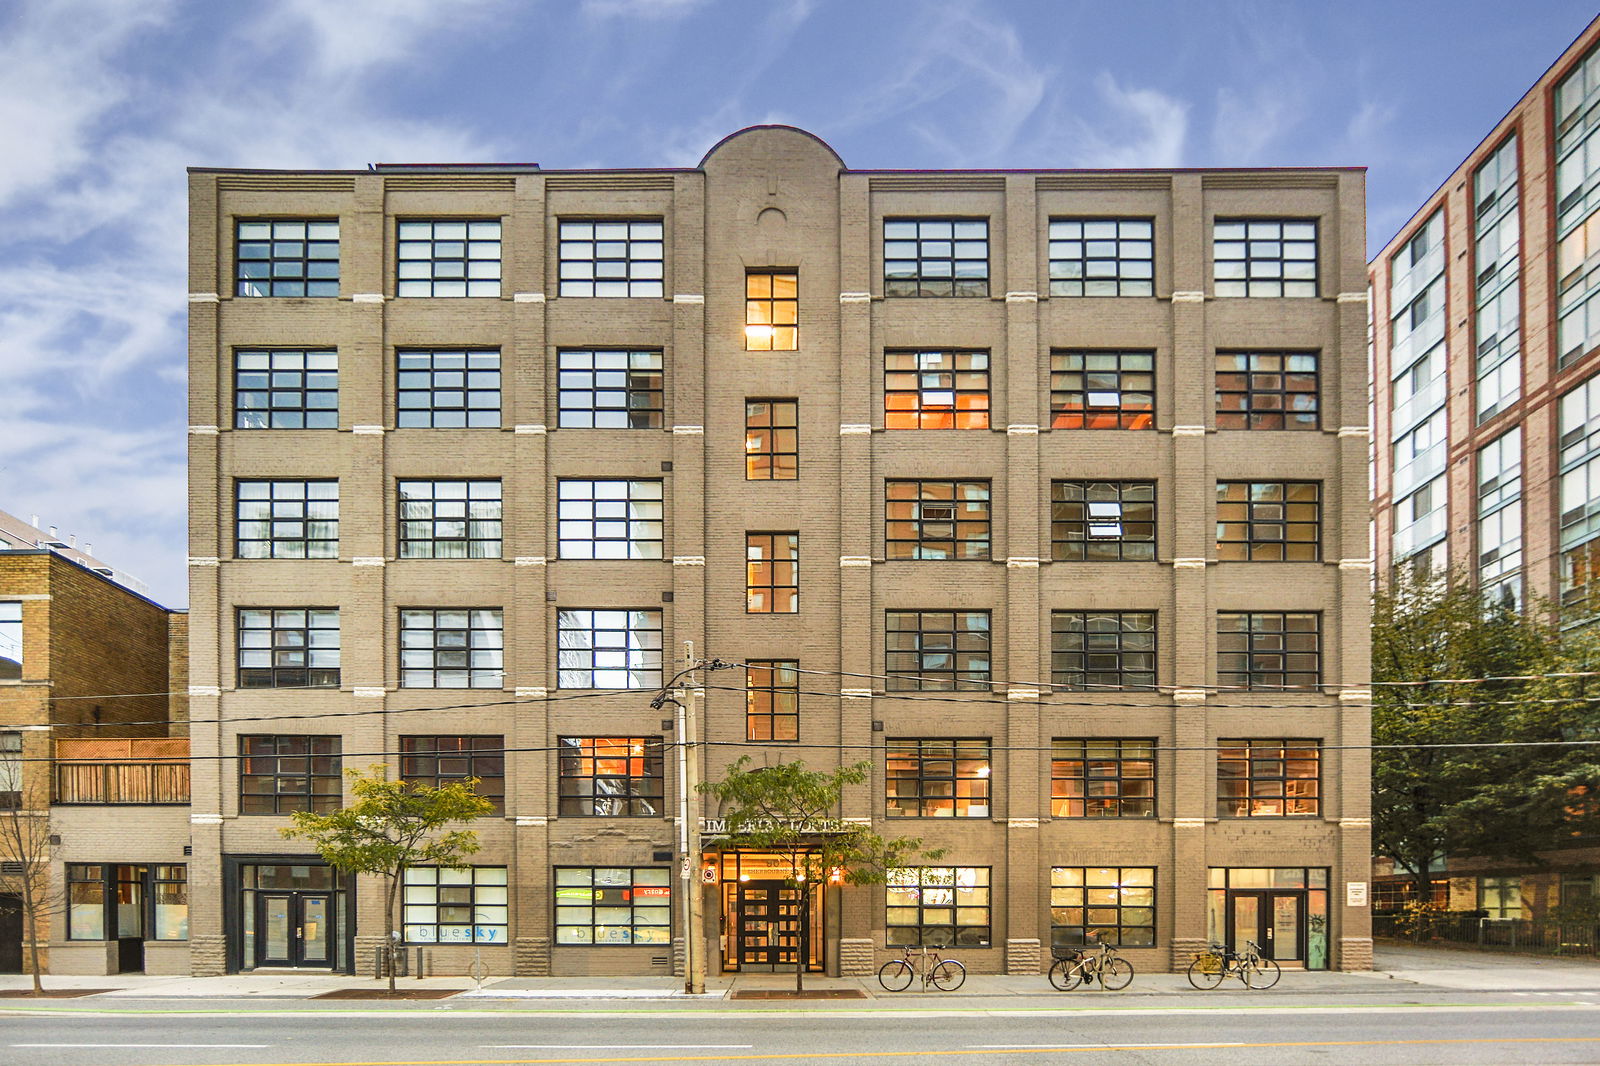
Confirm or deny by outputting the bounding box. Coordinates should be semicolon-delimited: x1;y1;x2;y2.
1054;73;1189;169
581;0;711;20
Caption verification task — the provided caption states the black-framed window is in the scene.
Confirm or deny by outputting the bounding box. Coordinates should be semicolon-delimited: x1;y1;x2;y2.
554;866;672;944
746;270;797;350
0;601;20;680
152;864;188;940
236;219;339;297
1050;350;1154;430
885;480;991;560
1217;612;1320;690
1051;481;1156;561
746;399;798;479
0;731;20;808
1217;739;1321;817
557;349;664;428
746;661;799;742
66;864;107;939
746;532;799;613
1213;219;1318;298
556;480;664;560
237;608;339;688
885;350;990;429
1049;612;1156;692
235;349;338;429
1050;740;1156;817
1051;867;1155;947
886;866;990;946
1216;482;1321;561
558;219;664;298
1048;219;1154;297
402;866;507;944
236;480;339;559
1216;352;1319;430
557;737;664;816
398;479;502;559
556;610;664;689
884;219;988;297
397;349;501;428
239;735;341;815
400;736;505;814
886;738;991;818
396;219;501;298
399;609;504;689
886;610;991;691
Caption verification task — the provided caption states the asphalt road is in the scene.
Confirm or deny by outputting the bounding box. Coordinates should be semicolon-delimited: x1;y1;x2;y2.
5;997;1600;1066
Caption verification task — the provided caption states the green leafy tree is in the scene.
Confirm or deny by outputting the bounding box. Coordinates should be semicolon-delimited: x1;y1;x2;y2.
281;765;491;990
1373;568;1600;917
700;757;944;992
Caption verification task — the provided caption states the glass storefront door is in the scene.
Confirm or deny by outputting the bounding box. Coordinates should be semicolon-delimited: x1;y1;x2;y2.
1229;892;1303;961
256;892;333;968
236;862;347;971
1208;868;1329;969
714;851;824;972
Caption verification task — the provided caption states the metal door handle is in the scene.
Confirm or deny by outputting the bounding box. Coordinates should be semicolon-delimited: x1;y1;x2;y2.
297;926;303;939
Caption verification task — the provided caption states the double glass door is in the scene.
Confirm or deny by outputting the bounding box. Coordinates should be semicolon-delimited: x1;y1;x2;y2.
257;892;332;968
1230;892;1303;962
735;881;806;971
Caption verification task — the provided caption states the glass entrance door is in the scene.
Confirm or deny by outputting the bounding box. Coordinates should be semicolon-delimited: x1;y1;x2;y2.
256;892;334;968
735;881;805;971
1230;891;1303;962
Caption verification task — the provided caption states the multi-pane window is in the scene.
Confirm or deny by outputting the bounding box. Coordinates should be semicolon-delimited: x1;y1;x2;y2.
1048;219;1154;296
746;533;799;613
396;220;502;298
1475;138;1522;420
1050;481;1156;561
0;732;19;808
399;609;504;689
402;866;507;944
883;219;988;297
745;400;798;479
886;739;991;818
1217;612;1320;690
400;736;505;814
237;609;339;688
1051;867;1156;948
1215;482;1320;562
239;735;341;815
1480;876;1524;919
1557;46;1600;366
557;480;664;560
1478;430;1523;607
558;219;664;298
556;610;663;689
152;865;188;940
236;480;339;559
557;737;664;816
66;864;106;939
1217;739;1320;817
554;867;672;944
1049;350;1154;430
746;270;798;350
1215;352;1319;430
1050;740;1156;818
1213;219;1318;297
397;480;502;559
746;661;799;742
396;350;501;428
234;349;338;429
886;610;991;691
885;480;990;560
557;349;664;429
235;220;339;297
1049;612;1156;692
0;601;21;680
884;351;990;429
1560;377;1600;612
886;866;990;947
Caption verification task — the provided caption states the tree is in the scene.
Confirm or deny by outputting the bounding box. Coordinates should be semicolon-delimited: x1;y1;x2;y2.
699;757;944;992
1373;567;1600;914
281;765;491;991
0;779;63;995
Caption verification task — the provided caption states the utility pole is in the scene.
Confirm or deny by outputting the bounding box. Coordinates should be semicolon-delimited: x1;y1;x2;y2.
675;643;706;995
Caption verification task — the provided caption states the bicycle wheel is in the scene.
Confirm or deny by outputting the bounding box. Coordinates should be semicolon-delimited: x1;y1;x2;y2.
929;959;966;991
1047;958;1079;991
1186;953;1225;990
1098;957;1134;991
1243;957;1280;989
877;959;914;992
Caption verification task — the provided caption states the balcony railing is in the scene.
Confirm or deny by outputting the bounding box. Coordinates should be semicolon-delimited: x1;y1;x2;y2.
53;761;190;805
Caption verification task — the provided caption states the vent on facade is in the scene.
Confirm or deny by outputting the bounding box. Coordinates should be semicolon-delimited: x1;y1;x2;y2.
91;568;114;577
660;720;673;731
43;541;71;550
544;173;678;192
0;861;24;876
872;720;884;732
183;845;193;856
652;955;669;967
215;175;357;193
48;835;60;846
660;461;673;472
652;851;672;862
661;591;673;603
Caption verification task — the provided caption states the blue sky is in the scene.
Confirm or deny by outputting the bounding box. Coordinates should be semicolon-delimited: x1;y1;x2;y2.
2;0;1595;608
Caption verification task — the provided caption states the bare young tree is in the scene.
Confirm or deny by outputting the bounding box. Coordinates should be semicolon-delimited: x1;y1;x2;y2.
0;778;64;995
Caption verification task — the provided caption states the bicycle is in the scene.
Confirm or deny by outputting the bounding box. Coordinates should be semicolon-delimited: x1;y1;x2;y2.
1185;939;1281;990
877;943;967;992
1047;938;1134;991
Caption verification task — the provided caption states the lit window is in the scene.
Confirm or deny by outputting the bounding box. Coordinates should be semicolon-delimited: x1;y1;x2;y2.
234;349;338;429
235;480;338;559
396;350;501;428
1050;482;1156;561
237;609;339;689
235;220;339;297
1048;219;1154;296
1050;741;1155;818
885;480;990;560
885;610;990;691
556;610;664;689
399;609;504;689
746;533;799;613
1050;350;1154;429
746;271;797;350
1049;612;1155;691
1479;876;1523;919
557;480;664;560
66;864;106;939
884;219;988;297
239;735;341;815
1213;219;1317;297
398;480;502;559
1050;867;1155;947
1217;612;1320;691
554;867;672;944
557;737;664;816
152;865;188;941
885;350;989;429
886;739;990;818
1216;352;1319;430
746;661;799;742
396;220;501;298
1217;739;1320;817
746;400;798;480
1215;482;1320;561
402;866;507;944
886;866;990;946
558;220;664;298
400;736;504;814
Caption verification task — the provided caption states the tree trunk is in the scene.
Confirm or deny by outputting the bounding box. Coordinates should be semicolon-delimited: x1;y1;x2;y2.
385;873;399;993
21;879;41;995
794;883;809;994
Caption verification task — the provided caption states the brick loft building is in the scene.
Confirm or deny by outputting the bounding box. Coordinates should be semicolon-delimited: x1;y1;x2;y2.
185;124;1371;978
1369;15;1600;920
0;511;189;976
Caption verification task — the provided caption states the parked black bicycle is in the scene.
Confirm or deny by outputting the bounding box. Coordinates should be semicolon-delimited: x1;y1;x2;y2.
1047;937;1134;991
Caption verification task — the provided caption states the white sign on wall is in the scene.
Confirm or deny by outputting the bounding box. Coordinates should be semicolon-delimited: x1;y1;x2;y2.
1346;881;1369;907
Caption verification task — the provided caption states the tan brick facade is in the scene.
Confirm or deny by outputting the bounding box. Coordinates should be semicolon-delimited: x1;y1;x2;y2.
188;125;1371;976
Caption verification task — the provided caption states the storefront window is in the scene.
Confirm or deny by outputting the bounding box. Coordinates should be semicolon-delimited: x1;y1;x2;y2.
402;866;507;944
1207;867;1329;970
553;867;671;945
152;865;188;940
1050;867;1155;947
67;864;105;940
886;866;991;947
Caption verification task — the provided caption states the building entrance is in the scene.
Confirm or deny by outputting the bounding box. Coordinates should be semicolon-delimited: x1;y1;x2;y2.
231;860;350;972
1228;891;1304;962
714;852;823;972
1208;867;1330;969
256;892;333;968
0;893;21;973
